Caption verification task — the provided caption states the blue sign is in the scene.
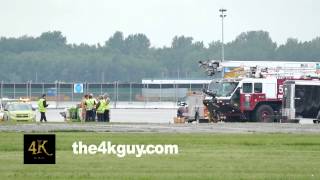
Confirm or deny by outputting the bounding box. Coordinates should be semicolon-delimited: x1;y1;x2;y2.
47;88;57;96
74;83;84;93
224;67;231;73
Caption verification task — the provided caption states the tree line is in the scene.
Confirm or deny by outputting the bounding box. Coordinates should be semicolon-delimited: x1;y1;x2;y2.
0;30;319;82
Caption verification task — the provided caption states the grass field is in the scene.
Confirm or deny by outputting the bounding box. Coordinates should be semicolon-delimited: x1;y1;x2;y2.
0;132;320;180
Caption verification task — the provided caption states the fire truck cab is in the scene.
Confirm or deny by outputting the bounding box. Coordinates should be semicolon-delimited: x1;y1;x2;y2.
204;77;285;122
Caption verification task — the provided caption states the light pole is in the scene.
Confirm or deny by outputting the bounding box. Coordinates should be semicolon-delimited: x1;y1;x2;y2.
219;8;227;62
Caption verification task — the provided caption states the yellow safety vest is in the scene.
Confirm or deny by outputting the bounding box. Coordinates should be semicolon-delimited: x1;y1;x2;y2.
85;99;94;110
97;99;106;114
38;98;46;112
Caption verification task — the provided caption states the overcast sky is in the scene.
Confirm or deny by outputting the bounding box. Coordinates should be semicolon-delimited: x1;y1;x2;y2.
0;0;319;47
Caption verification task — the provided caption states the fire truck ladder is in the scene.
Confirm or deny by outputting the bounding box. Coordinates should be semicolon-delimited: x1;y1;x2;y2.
251;66;318;78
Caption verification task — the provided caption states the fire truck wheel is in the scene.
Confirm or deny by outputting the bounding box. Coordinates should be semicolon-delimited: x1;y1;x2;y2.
255;105;274;122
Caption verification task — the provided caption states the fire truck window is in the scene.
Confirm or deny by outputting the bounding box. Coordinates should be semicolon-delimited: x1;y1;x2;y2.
231;88;240;105
243;83;252;93
254;83;262;93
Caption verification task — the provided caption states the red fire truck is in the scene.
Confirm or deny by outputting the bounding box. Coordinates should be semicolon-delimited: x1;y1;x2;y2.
200;60;320;122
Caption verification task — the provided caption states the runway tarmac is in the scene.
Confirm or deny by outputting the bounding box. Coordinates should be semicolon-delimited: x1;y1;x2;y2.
37;108;177;123
2;109;320;133
1;122;320;133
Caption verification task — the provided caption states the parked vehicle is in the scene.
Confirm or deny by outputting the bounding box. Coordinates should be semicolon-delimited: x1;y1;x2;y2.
177;91;208;123
282;80;320;123
199;60;320;122
3;101;36;122
203;77;304;122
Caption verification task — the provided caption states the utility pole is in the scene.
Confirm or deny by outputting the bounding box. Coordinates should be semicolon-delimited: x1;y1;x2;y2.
219;8;227;62
101;71;105;83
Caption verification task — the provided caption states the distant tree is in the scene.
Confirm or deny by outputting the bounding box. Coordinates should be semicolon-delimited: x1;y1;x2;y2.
275;37;320;61
123;33;151;54
39;31;66;48
208;40;222;60
0;36;40;53
171;36;193;49
105;31;125;51
0;30;320;82
276;38;301;60
306;37;320;60
226;31;277;60
192;41;204;50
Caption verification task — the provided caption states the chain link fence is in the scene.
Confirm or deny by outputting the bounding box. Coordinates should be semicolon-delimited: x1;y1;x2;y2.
0;81;208;108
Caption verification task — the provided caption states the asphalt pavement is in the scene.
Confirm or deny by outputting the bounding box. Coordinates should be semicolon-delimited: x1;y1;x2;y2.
1;122;320;133
38;109;177;123
1;109;320;133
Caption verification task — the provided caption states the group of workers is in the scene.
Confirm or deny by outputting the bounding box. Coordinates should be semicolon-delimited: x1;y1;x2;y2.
37;93;111;122
81;93;111;122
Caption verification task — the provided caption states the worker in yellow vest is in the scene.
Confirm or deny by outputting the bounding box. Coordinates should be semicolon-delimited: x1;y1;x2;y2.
38;94;49;122
103;93;111;122
96;95;107;122
84;93;96;122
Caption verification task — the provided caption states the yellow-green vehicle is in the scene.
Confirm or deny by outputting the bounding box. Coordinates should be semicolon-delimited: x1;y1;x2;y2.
3;102;36;122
